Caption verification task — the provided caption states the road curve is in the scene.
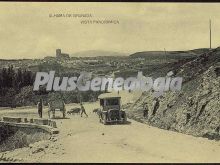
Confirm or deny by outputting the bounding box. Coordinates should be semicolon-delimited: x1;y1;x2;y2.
0;102;220;163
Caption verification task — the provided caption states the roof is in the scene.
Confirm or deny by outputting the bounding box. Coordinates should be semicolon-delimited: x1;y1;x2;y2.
98;93;121;99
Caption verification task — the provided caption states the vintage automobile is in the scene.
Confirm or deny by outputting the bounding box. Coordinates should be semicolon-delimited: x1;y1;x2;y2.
98;93;127;125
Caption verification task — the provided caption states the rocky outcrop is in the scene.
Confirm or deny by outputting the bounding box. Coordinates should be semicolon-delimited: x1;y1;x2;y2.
126;48;220;140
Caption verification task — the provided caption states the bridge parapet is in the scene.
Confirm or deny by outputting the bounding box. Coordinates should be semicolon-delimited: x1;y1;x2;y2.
0;116;59;134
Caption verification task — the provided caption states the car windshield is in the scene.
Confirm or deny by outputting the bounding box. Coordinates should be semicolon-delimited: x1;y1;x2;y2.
105;98;119;106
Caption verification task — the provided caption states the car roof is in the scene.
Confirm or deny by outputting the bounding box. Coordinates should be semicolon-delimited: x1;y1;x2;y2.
98;93;121;99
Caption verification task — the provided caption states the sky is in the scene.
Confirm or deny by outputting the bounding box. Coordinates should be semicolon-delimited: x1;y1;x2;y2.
0;2;220;59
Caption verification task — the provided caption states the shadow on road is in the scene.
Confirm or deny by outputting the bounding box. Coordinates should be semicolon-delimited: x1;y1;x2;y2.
104;121;132;126
50;117;70;120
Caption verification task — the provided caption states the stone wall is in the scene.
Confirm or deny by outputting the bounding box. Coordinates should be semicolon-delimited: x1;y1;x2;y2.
0;116;59;153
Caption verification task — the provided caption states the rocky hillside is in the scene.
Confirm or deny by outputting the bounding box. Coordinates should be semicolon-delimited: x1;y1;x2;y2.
126;47;220;140
129;48;210;60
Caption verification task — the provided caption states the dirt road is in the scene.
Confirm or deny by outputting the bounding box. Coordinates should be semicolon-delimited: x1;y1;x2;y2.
0;102;220;163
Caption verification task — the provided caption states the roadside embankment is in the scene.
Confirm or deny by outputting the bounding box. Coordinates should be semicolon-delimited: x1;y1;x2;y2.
0;116;58;153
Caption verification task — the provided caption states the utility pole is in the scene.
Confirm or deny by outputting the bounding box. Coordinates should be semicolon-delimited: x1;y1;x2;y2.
164;48;166;55
209;19;212;49
164;48;167;61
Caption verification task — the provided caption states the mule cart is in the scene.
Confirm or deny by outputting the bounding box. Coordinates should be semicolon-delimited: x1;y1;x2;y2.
48;100;66;119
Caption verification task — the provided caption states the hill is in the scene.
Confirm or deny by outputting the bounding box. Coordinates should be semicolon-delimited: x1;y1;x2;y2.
129;48;211;60
125;47;220;140
71;50;128;57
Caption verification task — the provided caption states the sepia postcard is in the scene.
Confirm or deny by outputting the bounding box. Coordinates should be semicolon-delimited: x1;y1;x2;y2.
0;2;219;163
